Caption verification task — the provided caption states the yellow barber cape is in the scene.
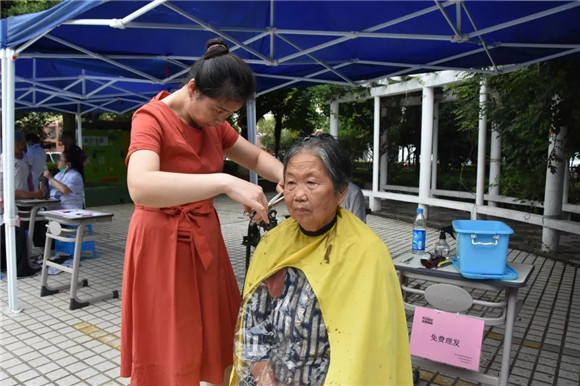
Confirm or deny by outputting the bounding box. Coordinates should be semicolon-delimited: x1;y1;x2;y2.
233;207;412;385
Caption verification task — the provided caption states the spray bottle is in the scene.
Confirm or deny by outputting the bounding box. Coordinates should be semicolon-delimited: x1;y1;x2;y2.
434;226;454;257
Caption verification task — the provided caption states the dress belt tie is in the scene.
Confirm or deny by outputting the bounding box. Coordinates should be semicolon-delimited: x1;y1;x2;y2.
138;201;215;271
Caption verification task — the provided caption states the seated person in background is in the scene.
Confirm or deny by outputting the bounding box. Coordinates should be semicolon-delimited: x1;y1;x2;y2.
25;133;47;192
0;131;44;276
43;150;85;209
1;131;46;200
60;132;87;181
342;181;366;222
231;134;412;385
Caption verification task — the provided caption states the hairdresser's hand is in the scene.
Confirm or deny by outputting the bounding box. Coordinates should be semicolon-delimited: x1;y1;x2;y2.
225;176;270;224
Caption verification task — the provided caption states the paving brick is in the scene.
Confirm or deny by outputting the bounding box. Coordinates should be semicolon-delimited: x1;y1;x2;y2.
559;361;580;372
55;374;81;386
556;377;580;386
532;371;556;384
535;364;557;375
558;368;580;381
510;366;530;377
507;374;529;386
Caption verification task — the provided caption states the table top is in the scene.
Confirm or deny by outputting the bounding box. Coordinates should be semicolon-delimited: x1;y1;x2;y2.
40;209;114;222
16;198;60;207
393;251;535;288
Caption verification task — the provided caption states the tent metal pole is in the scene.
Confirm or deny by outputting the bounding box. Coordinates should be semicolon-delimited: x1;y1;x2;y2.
257;62;351;96
475;79;488;217
466;2;580;40
275;34;353;84
118;0;168;27
1;48;22;313
45;35;159;82
163;2;271;63
276;2;448;64
246;96;258;185
269;0;275;61
501;47;580;74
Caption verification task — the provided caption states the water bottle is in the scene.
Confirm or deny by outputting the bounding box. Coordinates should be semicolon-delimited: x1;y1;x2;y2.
411;208;426;254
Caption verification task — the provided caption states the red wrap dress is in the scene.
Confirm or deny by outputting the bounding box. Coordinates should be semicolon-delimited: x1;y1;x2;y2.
121;91;242;385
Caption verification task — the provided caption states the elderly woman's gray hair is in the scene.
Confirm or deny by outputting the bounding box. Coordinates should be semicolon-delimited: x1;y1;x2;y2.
283;133;352;194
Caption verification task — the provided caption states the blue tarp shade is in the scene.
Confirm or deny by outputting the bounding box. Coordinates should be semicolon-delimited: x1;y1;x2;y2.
1;0;579;113
1;0;580;313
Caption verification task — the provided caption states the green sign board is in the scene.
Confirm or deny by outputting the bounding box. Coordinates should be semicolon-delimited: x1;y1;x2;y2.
83;129;130;186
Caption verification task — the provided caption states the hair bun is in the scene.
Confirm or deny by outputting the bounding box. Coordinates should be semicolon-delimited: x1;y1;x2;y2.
204;38;229;59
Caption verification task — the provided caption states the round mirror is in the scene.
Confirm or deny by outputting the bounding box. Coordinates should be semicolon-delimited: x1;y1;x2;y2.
48;221;62;235
424;283;473;313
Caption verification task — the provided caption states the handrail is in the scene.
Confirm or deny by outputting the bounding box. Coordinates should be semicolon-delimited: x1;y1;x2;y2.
382;184;580;214
365;188;580;236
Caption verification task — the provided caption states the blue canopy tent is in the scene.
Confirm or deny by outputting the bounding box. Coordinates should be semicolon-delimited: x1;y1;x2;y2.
2;0;580;311
3;1;580;106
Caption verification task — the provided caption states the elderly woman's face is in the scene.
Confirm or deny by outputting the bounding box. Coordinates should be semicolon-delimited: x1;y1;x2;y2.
283;152;346;232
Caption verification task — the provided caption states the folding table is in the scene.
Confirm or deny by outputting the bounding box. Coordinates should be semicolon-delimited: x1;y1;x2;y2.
393;251;534;386
39;209;117;310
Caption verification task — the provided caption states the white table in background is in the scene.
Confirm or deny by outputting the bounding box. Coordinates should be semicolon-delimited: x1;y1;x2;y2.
39;209;117;310
393;251;534;386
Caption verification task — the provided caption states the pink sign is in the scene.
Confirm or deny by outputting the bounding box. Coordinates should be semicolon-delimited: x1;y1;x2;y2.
409;307;485;371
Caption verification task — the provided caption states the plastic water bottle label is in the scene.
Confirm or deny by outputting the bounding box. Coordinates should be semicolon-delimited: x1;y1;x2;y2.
412;229;426;251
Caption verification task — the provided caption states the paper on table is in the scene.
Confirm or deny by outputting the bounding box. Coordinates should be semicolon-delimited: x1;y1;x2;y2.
44;209;104;218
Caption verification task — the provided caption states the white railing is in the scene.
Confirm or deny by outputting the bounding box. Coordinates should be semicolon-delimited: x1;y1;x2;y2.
370;185;580;236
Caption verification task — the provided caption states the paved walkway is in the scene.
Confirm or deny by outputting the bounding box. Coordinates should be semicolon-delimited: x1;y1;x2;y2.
1;195;579;385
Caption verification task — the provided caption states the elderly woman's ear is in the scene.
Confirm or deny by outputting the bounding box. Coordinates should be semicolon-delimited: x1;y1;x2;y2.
338;186;348;202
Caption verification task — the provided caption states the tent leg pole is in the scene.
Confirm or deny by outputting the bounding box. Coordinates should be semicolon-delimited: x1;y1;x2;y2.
2;48;22;313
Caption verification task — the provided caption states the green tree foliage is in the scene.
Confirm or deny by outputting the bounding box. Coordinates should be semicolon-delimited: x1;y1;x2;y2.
335;99;374;161
98;111;135;122
447;60;580;201
1;0;61;18
256;84;375;160
257;117;298;160
436;102;478;170
14;111;59;144
380;94;476;188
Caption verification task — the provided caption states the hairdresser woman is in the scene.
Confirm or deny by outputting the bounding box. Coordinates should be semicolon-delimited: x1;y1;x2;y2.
121;38;283;386
232;134;412;385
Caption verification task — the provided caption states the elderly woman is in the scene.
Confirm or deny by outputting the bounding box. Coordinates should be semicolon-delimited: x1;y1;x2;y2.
232;134;412;385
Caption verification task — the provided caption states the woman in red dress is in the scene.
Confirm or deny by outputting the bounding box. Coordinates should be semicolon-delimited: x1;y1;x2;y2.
121;38;283;385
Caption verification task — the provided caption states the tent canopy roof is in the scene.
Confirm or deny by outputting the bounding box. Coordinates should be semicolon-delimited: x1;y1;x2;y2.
1;0;580;113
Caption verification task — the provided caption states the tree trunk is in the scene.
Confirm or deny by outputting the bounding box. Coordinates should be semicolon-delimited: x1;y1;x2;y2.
238;108;248;140
61;113;76;138
274;114;283;158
